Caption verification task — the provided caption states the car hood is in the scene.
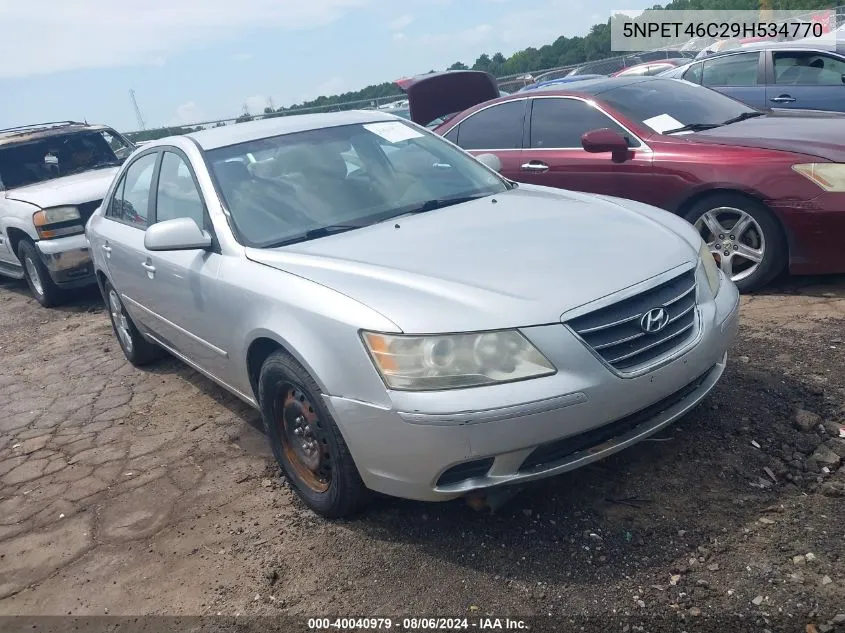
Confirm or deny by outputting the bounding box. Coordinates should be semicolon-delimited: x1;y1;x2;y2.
4;167;119;208
245;185;699;333
693;113;845;162
395;70;500;127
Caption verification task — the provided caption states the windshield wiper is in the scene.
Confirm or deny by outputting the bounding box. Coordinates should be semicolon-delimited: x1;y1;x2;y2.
721;111;766;126
663;122;723;135
264;224;363;248
404;194;488;215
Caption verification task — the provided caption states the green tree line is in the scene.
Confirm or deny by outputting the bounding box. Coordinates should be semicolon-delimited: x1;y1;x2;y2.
125;0;838;142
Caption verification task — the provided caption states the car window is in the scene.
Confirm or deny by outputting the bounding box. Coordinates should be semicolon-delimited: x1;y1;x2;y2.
529;98;636;149
155;152;205;228
701;53;759;87
774;51;845;85
453;101;525;150
443;126;459;144
703;53;757;85
682;62;703;84
0;129;131;191
107;152;157;229
205;121;508;248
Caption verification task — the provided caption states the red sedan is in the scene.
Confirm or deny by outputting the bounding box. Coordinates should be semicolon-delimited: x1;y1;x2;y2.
398;71;845;291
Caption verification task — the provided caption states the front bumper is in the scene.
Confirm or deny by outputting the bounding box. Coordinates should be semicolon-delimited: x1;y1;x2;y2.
324;273;741;502
35;233;96;288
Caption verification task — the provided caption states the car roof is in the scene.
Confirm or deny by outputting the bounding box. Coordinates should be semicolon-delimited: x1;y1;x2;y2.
0;121;110;147
519;75;659;97
186;110;401;150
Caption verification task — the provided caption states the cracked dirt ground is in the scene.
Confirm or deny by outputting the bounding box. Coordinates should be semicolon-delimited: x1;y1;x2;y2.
0;274;844;624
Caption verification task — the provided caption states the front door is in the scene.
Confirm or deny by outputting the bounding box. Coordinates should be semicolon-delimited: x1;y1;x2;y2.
767;50;845;112
516;96;653;199
137;149;229;379
93;150;159;332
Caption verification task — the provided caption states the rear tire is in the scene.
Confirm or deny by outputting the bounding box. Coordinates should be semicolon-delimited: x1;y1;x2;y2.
103;279;163;366
683;193;786;292
18;240;62;308
259;351;370;518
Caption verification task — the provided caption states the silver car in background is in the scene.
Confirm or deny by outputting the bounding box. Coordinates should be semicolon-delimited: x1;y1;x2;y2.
86;111;740;517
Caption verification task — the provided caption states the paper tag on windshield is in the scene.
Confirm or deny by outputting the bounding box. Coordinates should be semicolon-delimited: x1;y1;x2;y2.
642;113;684;134
363;121;423;143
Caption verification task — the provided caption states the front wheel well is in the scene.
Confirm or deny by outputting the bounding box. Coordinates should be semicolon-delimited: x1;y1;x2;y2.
6;228;32;258
246;337;286;403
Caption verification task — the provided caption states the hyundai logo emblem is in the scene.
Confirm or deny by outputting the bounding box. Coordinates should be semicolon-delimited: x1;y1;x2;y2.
640;307;669;334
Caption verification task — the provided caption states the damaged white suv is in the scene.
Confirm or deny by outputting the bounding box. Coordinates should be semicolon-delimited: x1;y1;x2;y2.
0;121;135;306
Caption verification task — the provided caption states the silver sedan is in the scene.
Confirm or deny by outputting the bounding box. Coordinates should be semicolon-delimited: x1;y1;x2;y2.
86;111;740;517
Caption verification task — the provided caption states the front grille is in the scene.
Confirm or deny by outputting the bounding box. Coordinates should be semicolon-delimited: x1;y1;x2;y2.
519;364;715;472
78;200;103;224
566;269;697;372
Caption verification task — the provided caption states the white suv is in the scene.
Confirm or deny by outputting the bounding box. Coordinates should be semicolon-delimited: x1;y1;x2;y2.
0;121;135;306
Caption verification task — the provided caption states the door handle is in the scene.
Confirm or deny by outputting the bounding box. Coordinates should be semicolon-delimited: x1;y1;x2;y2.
101;244;112;253
141;261;156;274
521;161;550;172
770;95;796;103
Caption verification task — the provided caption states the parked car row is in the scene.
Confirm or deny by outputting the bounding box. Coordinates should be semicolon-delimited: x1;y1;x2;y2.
2;61;841;518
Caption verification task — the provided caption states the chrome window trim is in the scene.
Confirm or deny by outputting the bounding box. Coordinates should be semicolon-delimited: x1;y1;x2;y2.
441;95;652;154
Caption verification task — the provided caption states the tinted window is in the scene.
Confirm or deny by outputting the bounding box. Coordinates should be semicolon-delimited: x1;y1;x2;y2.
774;51;845;85
107;153;156;228
682;62;703;84
455;101;525;150
598;78;755;132
529;98;634;148
206;121;508;248
701;53;759;87
155;152;205;228
443;126;459;144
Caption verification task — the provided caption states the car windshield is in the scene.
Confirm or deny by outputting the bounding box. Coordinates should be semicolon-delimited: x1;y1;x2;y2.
206;120;509;248
597;78;756;133
0;129;134;190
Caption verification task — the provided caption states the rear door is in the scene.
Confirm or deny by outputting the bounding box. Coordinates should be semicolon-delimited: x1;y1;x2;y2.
440;99;528;181
517;96;653;198
697;51;767;109
766;50;845;112
93;150;160;330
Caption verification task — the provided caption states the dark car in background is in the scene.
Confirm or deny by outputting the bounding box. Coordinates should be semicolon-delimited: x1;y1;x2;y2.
661;46;845;112
397;71;845;292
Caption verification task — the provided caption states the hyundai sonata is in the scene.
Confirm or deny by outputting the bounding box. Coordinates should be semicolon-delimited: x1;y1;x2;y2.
86;112;739;517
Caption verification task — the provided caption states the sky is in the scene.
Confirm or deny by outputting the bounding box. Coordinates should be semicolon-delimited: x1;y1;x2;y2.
0;0;654;132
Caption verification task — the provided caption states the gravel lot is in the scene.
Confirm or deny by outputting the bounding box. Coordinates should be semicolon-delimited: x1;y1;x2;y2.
1;273;844;629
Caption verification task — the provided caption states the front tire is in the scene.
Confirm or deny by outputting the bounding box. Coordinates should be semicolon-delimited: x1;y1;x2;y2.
259;351;370;518
18;240;62;308
103;279;163;366
684;193;786;293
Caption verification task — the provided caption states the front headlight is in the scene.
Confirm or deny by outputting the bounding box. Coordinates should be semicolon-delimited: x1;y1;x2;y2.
699;239;721;297
361;329;556;391
793;163;845;192
33;206;83;239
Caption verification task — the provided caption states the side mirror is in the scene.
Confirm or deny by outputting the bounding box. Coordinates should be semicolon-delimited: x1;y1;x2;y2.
144;217;212;251
581;128;632;163
476;152;502;173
